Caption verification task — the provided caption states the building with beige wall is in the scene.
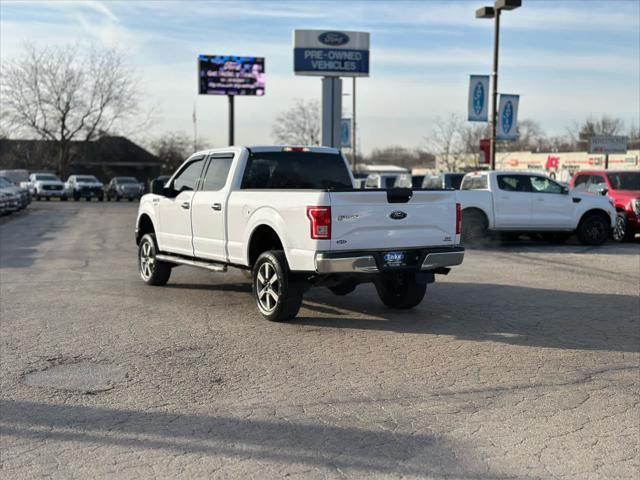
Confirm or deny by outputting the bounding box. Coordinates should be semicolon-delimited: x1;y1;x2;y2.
429;150;639;183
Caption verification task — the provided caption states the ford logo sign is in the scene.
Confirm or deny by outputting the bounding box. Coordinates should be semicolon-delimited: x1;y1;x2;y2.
318;31;350;46
473;81;484;115
502;100;514;134
389;211;407;220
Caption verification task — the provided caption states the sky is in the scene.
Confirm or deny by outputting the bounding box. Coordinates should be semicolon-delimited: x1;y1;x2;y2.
1;0;639;153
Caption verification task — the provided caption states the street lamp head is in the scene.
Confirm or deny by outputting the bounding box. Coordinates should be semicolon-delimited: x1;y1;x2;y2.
495;0;522;10
476;6;495;19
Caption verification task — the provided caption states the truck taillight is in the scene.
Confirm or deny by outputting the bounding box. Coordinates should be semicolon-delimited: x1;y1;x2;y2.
456;203;461;235
307;206;331;239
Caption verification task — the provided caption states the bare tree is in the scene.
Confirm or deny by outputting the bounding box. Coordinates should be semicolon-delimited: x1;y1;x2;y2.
150;132;210;173
1;43;143;176
459;123;489;167
425;114;465;171
272;99;320;145
566;115;625;150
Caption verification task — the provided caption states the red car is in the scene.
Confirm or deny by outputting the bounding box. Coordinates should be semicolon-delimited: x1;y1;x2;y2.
570;170;640;241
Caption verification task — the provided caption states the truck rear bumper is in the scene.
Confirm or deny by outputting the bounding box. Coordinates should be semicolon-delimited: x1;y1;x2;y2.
315;246;464;274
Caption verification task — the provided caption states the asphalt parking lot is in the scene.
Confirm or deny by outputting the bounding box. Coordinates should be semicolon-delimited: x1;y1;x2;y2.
1;202;638;479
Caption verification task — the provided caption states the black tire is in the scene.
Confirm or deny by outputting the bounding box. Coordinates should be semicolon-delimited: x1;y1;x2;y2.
328;282;357;296
116;196;121;202
461;209;487;245
138;233;171;286
45;197;50;201
128;197;134;202
36;195;41;201
98;195;104;202
252;250;304;322
374;272;426;309
106;195;111;202
85;197;91;202
73;191;80;201
61;195;68;202
577;213;610;246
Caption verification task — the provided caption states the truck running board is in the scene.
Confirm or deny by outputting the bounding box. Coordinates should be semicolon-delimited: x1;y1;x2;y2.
155;253;227;272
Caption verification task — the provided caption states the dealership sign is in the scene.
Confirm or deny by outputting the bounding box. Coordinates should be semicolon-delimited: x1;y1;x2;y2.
589;135;628;154
198;55;265;96
468;75;489;122
496;94;519;141
293;30;370;77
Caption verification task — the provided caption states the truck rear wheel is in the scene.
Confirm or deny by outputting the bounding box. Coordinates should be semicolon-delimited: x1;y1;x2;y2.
252;251;304;322
461;209;487;245
577;213;610;246
374;272;426;309
138;233;171;286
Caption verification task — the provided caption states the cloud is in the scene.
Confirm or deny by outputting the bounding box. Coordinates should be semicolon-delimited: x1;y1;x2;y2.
84;0;119;22
1;0;638;153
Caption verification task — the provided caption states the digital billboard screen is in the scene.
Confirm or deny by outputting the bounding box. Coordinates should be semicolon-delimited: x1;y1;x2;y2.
198;55;265;96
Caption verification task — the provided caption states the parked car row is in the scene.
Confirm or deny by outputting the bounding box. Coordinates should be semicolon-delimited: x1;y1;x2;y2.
20;173;145;202
0;176;32;216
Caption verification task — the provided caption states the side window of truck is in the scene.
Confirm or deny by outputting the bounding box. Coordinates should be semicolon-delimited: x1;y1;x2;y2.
201;156;233;191
530;176;563;194
497;175;530;192
573;175;589;192
173;158;204;192
588;175;607;194
365;175;379;189
461;175;487;190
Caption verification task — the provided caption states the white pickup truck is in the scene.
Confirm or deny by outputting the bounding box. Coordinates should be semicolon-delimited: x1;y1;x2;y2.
24;173;67;201
458;171;616;245
136;146;464;321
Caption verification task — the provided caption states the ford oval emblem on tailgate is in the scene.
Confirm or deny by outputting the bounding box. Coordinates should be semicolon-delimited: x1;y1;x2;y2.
389;211;407;220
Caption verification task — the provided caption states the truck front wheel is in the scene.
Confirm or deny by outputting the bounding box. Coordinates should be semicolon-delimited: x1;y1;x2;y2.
253;251;304;322
138;233;171;286
374;272;426;309
577;213;610;246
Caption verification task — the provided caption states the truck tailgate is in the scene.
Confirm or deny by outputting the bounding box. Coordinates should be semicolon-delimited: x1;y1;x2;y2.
328;190;457;251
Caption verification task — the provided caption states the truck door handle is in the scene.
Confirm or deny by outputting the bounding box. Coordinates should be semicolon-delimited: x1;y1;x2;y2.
211;203;222;211
181;201;190;209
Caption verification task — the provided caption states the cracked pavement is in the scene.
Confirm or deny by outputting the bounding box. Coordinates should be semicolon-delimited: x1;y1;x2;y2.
1;202;639;479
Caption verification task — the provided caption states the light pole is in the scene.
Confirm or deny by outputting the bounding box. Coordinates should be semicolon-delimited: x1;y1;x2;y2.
476;0;521;170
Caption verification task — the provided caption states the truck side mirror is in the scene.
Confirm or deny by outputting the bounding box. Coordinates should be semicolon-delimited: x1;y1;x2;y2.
598;187;609;196
151;179;167;196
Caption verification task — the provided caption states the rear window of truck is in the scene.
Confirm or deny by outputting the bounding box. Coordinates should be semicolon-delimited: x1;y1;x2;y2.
461;175;488;190
241;151;352;189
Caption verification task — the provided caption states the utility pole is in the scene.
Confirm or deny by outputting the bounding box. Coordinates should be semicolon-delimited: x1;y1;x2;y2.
476;1;522;170
490;9;500;171
228;95;234;146
352;77;357;171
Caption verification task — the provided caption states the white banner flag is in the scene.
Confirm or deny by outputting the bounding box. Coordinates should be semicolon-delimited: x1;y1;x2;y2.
496;94;519;141
468;75;489;122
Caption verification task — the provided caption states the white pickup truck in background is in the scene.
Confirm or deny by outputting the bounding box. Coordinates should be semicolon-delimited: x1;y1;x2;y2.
23;173;67;201
458;171;616;245
136;146;464;321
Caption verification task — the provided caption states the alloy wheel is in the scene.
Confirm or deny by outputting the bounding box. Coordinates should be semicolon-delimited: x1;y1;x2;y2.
256;262;280;313
612;215;626;242
139;240;155;281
